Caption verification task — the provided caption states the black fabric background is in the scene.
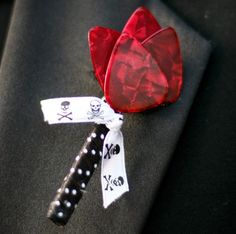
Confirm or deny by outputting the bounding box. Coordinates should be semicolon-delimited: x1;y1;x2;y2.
0;0;235;233
143;1;236;233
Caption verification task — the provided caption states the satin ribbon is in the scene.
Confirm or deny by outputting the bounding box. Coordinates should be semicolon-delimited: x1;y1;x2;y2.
102;115;129;208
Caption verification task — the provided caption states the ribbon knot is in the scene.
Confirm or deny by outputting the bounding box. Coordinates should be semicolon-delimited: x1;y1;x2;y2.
105;114;123;131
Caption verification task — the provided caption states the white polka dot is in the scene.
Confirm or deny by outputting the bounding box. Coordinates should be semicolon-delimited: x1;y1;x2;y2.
91;149;96;155
91;133;97;138
85;170;90;176
87;137;92;142
100;134;104;140
54;200;60;206
74;204;78;208
70;168;75;173
65;201;71;208
72;189;77;195
81;183;86;188
57;188;62;193
99;151;102;157
83;148;88;154
75;155;80;161
65;188;69;194
58;212;63;217
94;164;98;168
77;168;83;175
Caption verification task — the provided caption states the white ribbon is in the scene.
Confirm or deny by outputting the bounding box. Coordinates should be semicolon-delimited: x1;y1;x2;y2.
40;96;129;208
40;97;118;124
102;116;129;208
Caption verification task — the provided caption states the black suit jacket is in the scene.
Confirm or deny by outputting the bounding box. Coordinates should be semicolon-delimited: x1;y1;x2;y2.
0;0;212;233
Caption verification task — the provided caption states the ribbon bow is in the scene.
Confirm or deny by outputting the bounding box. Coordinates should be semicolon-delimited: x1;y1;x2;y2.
41;6;183;226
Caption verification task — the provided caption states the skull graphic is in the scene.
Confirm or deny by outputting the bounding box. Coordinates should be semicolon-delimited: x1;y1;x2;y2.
111;144;120;155
90;100;101;114
112;176;124;186
61;101;70;112
57;101;73;121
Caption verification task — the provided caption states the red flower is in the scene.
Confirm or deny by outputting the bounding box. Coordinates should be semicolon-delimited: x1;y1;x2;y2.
89;7;183;113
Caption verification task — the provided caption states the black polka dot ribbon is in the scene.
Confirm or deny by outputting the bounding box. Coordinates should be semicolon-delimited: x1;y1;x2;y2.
47;124;109;226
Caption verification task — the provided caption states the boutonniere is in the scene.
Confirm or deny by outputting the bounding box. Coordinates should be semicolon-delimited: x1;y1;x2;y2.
41;6;182;226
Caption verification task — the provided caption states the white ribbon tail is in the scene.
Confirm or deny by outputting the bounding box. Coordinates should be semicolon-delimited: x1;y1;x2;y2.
101;129;129;208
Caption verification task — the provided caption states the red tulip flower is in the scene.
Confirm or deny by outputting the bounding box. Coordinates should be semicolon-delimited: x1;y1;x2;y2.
89;7;183;112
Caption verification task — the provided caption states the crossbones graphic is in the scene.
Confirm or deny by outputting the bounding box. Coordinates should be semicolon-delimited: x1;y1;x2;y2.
57;101;73;121
87;99;104;120
104;144;120;159
57;112;72;121
103;175;124;191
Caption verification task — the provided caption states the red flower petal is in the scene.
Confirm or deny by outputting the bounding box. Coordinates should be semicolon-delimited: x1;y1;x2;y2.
88;26;120;89
105;33;168;113
122;7;161;43
142;27;183;103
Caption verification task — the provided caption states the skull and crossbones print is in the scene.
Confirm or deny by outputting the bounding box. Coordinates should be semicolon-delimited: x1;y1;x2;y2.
104;144;120;159
87;99;104;120
57;101;73;121
103;175;124;191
